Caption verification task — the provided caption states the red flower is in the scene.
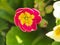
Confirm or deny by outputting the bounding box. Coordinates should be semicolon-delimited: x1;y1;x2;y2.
14;8;42;32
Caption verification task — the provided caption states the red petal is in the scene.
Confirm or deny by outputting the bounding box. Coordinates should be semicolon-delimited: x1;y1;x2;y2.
16;8;23;12
24;8;34;14
18;21;37;32
32;8;40;15
14;10;23;26
32;8;42;24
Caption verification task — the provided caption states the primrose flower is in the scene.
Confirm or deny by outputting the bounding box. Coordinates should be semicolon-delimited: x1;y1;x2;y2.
46;25;60;42
14;8;42;32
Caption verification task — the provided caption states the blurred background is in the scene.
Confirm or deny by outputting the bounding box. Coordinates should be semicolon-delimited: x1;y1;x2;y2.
0;0;59;45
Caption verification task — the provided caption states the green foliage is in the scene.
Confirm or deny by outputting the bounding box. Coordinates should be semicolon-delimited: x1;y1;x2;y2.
6;26;41;45
0;18;8;31
52;41;60;45
24;0;34;8
0;10;13;23
7;0;23;9
6;27;53;45
35;37;53;45
0;33;5;45
0;0;57;45
44;14;56;31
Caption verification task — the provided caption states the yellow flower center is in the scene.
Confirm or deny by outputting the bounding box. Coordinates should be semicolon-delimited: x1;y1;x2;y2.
18;12;34;26
54;27;60;37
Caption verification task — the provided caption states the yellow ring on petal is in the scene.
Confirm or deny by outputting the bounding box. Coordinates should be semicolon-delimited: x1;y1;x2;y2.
18;12;34;26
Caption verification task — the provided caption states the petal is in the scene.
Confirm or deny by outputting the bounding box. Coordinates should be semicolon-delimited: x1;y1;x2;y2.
18;22;26;32
23;24;37;32
46;31;54;39
24;8;34;14
32;8;40;15
14;10;23;26
53;10;60;19
54;37;60;42
53;1;60;10
32;8;42;24
35;16;42;24
53;25;60;31
18;21;37;32
16;8;23;12
31;21;37;31
16;8;34;14
46;30;60;42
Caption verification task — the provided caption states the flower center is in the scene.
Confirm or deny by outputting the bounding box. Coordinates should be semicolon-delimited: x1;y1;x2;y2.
18;12;34;26
54;27;60;37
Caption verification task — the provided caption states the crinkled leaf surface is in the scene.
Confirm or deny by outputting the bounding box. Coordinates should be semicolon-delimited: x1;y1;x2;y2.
6;26;53;45
6;26;42;45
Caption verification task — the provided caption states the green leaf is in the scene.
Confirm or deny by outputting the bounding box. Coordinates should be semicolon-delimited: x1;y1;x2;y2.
7;0;23;9
32;36;53;45
6;26;43;45
0;2;15;16
0;33;5;45
44;14;56;31
52;41;60;45
0;9;13;23
24;0;34;8
0;19;8;31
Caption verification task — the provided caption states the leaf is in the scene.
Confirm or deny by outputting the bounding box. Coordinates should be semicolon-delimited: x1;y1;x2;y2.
6;26;43;45
44;14;56;31
0;2;15;16
23;0;34;8
0;18;8;31
52;41;60;45
0;9;13;23
7;0;23;9
34;37;53;45
0;33;5;45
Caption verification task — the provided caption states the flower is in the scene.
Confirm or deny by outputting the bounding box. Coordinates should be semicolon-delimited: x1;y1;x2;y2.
53;1;60;10
46;25;60;42
14;8;42;32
